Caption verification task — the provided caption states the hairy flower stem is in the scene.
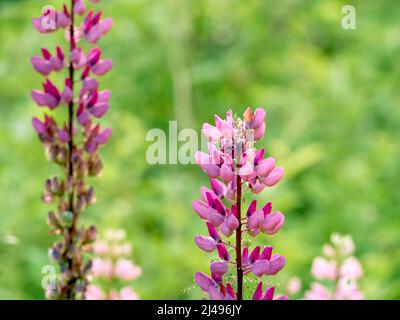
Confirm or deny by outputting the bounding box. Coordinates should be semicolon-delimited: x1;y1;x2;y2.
65;0;77;299
235;175;243;300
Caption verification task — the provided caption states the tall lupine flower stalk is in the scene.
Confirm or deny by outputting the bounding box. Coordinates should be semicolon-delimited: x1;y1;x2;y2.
86;229;142;300
305;233;363;300
31;0;113;299
193;108;287;300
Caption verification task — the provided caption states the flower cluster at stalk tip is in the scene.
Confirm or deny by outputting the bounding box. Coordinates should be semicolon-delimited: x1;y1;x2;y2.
31;0;112;299
193;107;287;300
305;233;363;300
86;229;142;300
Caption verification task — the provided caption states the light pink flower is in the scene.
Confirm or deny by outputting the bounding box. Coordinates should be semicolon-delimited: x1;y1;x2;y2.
114;258;142;280
305;283;331;300
311;257;337;281
119;287;139;300
92;258;113;278
86;285;105;300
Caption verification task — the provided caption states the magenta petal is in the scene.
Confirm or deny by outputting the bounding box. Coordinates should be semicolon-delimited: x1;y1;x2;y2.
57;12;71;28
206;222;220;242
31;90;48;106
255;157;275;177
226;283;236;299
73;0;86;15
238;161;254;178
241;247;249;266
97;128;112;144
263;167;284;187
45;94;60;109
275;295;289;300
195;272;215;292
263;287;275;300
78;110;90;126
249;180;265;194
247;209;263;229
86;26;102;43
219;223;233;237
207;209;225;227
209;178;227;198
99;18;113;35
217;243;230;261
262;202;272;216
82;78;99;93
194;235;216;252
200;187;214;203
254;122;266;140
98;90;111;102
31;57;53;75
254;148;265;165
61;86;73;104
70;49;81;64
253;108;266;128
195;151;220;178
225;213;239;230
92;59;113;76
210;261;228;275
261;211;284;235
192;199;212;220
249;246;260;264
268;254;286;275
247;200;257;216
90;102;109;118
260;246;273;260
58;128;70;143
250;260;269;277
32;117;46;134
202;123;221;142
253;282;263;300
220;163;235;182
49;57;64;71
208;286;224;300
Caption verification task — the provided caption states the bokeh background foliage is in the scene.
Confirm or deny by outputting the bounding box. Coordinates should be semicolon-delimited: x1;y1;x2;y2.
0;0;399;299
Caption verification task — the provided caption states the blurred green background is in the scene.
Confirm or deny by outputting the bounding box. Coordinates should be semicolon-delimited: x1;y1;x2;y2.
0;0;399;299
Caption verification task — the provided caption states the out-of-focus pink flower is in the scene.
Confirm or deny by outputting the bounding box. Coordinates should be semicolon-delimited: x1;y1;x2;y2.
340;257;363;279
91;258;113;279
93;240;109;255
114;258;142;280
119;287;139;300
303;233;364;300
335;278;363;300
311;257;337;281
286;276;302;295
305;283;331;300
86;285;105;300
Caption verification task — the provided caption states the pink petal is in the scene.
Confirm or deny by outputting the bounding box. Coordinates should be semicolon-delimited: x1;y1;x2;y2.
194;235;216;252
31;56;53;75
255;157;275;177
195;272;215;292
90;102;109;118
210;261;228;275
92;59;113;76
97;128;112;144
253;282;263;300
262;167;284;187
261;211;284;235
31;90;48;106
32;117;46;134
